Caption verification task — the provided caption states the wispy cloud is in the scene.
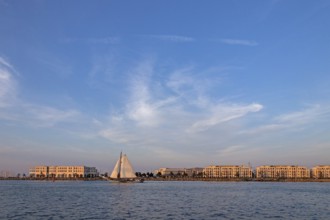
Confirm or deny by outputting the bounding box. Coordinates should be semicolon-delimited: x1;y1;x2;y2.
87;54;119;89
275;104;330;124
166;66;224;108
22;104;80;127
141;35;195;42
126;60;177;127
97;59;264;157
0;57;17;108
0;56;80;127
62;37;120;44
86;37;120;44
0;100;81;128
166;66;198;95
241;104;330;135
188;103;263;133
219;38;258;46
99;129;136;144
0;57;14;69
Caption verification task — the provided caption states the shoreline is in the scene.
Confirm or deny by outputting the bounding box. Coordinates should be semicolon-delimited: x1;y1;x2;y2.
144;177;330;182
1;177;330;182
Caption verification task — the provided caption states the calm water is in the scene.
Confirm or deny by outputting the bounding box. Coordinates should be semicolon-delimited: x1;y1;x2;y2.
0;181;329;219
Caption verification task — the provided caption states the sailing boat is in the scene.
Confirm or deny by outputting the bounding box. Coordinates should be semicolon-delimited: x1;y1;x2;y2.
110;152;144;183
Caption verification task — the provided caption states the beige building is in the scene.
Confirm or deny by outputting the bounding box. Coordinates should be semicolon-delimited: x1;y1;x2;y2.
153;167;204;177
185;168;204;177
311;165;330;179
29;165;98;178
30;166;48;177
153;168;186;176
256;165;310;179
203;165;252;178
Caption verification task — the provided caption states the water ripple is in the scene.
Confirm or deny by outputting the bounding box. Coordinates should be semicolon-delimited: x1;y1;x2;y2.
0;181;329;219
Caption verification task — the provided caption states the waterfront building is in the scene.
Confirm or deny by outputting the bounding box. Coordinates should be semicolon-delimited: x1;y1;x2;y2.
311;165;330;179
256;165;310;179
153;167;204;177
29;165;98;178
184;168;204;177
153;168;186;176
29;166;48;177
203;165;252;178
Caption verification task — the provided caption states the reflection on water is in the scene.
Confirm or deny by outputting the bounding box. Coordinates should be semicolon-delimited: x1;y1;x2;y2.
0;181;329;219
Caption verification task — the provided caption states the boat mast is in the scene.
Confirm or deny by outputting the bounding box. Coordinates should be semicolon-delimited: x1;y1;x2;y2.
117;151;122;178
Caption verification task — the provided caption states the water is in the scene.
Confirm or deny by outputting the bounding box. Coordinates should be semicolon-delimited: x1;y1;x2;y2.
0;181;329;219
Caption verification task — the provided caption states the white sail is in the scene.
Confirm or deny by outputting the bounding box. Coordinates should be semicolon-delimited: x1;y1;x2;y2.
110;159;121;179
110;154;136;179
120;154;136;178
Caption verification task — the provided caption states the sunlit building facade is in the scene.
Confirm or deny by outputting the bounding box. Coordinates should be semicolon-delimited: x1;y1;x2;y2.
311;165;330;179
256;165;310;179
203;165;252;178
153;167;204;177
29;165;98;178
29;166;48;177
153;168;187;176
184;168;204;177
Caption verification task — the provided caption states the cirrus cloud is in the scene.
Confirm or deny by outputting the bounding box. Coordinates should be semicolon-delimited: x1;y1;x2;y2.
0;56;81;127
219;38;258;46
98;59;264;152
0;57;17;108
140;34;195;42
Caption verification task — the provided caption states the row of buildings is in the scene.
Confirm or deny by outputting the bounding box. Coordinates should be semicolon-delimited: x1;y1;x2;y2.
154;165;330;179
29;166;98;178
257;165;330;179
28;164;330;179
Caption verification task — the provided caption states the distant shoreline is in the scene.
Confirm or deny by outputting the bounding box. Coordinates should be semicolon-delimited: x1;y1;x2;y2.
144;177;330;182
1;177;330;182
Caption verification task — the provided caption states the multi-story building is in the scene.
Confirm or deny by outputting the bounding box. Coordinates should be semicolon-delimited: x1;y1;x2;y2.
153;167;204;177
203;165;252;178
153;168;186;176
256;165;310;179
184;168;204;177
311;165;330;179
29;166;48;177
29;166;98;178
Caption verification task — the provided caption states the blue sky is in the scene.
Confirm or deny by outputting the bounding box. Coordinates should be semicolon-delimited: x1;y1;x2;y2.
1;0;330;174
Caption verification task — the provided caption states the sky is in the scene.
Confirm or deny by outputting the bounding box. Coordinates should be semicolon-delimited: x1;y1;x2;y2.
1;0;330;174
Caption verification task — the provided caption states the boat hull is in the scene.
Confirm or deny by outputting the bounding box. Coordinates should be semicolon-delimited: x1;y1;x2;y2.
108;178;144;183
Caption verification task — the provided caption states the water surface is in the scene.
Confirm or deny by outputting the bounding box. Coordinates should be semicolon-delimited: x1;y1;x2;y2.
0;181;329;219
